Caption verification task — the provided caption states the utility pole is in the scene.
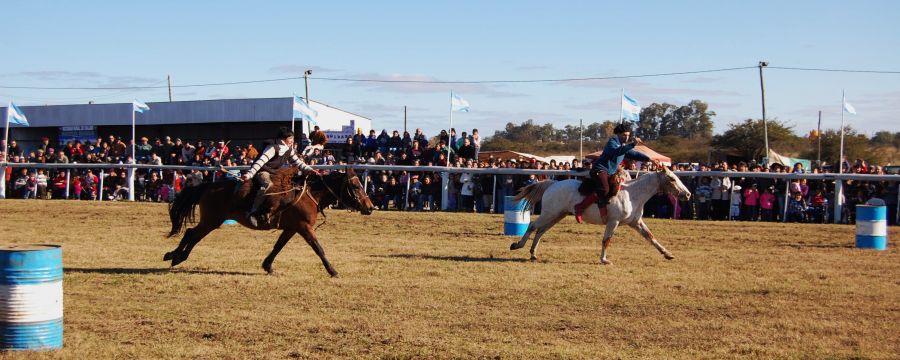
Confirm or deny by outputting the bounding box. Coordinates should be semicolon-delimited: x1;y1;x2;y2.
579;118;584;160
303;69;312;135
758;61;769;163
167;75;172;102
817;110;822;165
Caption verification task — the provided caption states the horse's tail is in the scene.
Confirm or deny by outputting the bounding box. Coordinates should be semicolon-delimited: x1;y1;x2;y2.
168;182;213;237
513;180;556;210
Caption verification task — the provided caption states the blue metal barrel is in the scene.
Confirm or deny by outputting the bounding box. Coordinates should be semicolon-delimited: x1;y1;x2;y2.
856;206;887;250
0;245;63;350
504;196;530;236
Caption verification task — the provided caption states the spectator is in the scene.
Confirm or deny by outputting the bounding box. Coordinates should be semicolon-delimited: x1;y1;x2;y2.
471;129;481;158
694;177;713;220
33;169;48;199
786;192;808;223
729;185;742;220
457;137;476;161
408;174;423;211
710;170;731;220
808;189;828;223
12;169;29;199
760;186;776;222
8;140;21;158
135;137;153;161
742;184;760;221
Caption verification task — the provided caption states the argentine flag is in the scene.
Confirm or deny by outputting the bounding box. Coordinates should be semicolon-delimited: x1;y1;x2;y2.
622;92;640;122
6;102;29;126
451;93;470;112
133;100;150;113
843;98;857;115
293;95;318;123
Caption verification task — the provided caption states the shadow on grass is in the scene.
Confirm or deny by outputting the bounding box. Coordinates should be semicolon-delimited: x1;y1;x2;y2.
778;242;855;249
65;267;263;276
372;254;530;263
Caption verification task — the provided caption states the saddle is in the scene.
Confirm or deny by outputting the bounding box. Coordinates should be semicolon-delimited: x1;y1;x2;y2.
578;166;626;196
237;167;308;221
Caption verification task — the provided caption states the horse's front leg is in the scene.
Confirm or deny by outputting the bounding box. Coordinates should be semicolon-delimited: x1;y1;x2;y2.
599;220;619;265
262;229;297;275
297;224;338;277
632;220;674;260
164;222;217;267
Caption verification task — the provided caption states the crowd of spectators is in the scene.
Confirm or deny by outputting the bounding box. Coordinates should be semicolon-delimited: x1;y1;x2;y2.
1;131;897;226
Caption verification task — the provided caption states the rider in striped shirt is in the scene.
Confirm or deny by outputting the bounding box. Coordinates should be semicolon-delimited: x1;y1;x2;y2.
241;127;321;226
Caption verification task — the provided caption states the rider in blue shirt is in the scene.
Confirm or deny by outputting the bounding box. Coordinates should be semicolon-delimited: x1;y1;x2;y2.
575;122;651;223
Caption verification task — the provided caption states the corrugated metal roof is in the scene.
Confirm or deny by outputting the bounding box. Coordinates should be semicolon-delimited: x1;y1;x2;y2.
1;97;371;128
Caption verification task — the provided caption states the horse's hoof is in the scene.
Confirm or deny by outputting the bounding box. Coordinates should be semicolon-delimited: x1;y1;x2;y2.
600;259;612;265
330;273;340;278
529;255;538;262
163;252;173;261
664;253;675;260
510;243;520;250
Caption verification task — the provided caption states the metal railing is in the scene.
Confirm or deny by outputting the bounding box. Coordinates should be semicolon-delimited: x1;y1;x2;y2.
1;162;898;224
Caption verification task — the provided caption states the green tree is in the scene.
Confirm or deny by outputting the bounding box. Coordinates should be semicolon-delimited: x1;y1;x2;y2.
808;126;883;166
636;100;715;140
675;100;715;139
711;118;798;161
870;131;899;148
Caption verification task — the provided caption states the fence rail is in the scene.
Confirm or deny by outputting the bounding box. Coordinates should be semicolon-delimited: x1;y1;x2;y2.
2;162;898;224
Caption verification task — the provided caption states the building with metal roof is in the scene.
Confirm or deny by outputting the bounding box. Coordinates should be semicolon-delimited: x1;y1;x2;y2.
2;97;372;151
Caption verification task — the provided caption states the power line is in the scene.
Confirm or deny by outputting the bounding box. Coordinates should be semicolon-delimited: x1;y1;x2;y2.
313;66;758;84
0;66;756;90
0;76;303;90
0;65;898;91
768;66;900;74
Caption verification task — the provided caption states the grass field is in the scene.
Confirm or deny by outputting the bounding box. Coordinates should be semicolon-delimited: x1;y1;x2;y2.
1;200;898;359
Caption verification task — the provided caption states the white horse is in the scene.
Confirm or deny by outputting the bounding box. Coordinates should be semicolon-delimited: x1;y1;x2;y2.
510;167;691;264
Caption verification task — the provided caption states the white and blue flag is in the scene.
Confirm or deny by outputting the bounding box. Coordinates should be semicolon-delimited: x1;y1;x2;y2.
842;98;857;115
293;95;318;123
133;100;150;113
451;93;470;112
6;102;29;126
622;92;640;122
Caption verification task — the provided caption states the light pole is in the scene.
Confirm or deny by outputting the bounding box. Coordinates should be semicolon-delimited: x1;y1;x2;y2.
758;61;769;163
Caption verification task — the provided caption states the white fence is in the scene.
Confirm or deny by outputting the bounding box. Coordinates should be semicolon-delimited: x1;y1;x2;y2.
1;162;898;224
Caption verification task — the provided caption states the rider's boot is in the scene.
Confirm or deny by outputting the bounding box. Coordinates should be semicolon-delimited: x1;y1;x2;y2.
247;190;267;227
574;193;598;224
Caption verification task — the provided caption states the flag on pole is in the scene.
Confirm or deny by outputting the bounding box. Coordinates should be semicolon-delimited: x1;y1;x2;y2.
622;92;640;122
133;100;150;113
6;102;29;126
293;95;318;123
451;93;470;112
842;98;856;115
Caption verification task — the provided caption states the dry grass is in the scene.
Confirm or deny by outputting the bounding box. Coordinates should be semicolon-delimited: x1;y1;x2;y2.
0;200;898;359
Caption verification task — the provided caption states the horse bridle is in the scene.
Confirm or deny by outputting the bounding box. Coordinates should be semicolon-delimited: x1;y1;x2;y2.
319;173;364;210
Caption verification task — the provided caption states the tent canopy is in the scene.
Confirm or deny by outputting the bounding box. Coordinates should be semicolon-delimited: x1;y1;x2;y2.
764;149;811;170
586;145;672;165
478;150;549;164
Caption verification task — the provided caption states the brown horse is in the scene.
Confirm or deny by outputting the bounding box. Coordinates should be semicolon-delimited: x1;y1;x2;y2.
164;167;374;277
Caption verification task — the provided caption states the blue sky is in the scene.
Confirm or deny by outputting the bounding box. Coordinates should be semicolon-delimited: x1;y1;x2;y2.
2;1;898;138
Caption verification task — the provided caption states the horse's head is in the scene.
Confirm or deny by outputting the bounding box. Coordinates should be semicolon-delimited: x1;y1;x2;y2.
657;166;691;201
332;168;375;215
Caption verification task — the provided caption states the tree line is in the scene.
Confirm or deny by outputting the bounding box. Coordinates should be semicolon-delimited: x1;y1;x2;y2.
480;100;898;166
